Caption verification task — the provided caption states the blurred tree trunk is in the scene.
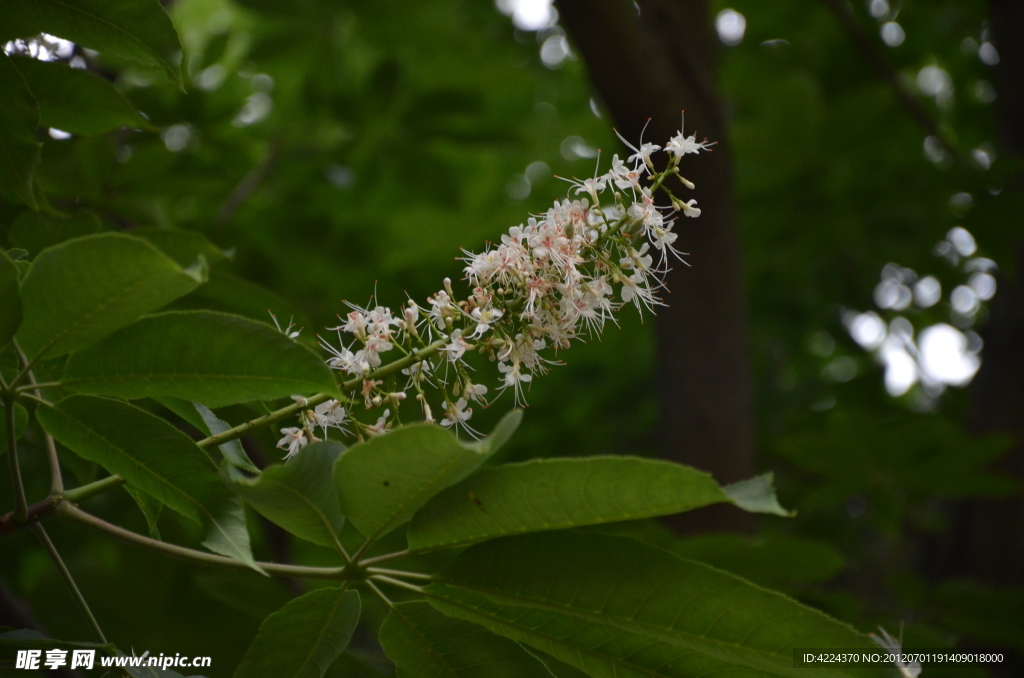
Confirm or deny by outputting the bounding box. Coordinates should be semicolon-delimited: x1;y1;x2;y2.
949;0;1024;585
557;0;755;533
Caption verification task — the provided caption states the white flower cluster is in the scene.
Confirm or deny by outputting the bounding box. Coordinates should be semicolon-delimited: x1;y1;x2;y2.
278;125;712;459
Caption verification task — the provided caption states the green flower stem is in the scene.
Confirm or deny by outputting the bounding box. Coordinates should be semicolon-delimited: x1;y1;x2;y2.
57;502;357;580
197;338;446;450
32;522;108;644
4;394;29;524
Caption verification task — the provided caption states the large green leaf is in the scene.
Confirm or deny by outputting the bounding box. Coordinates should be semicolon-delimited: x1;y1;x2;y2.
36;395;260;570
378;601;554;678
9;56;152;135
334;410;521;540
0;0;183;87
62;311;339;407
0;402;30;458
233;587;360;678
173;269;311;334
0;55;40;208
408;457;788;551
15;233;204;360
670;535;845;591
130;227;230;267
229;441;346;549
426;532;879;678
0;251;22;347
7;210;103;257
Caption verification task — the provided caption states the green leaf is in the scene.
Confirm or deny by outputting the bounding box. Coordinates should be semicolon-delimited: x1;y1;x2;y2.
9;56;152;135
0;402;29;458
36;395;261;571
0;250;22;347
228;441;346;549
7;210;103;257
154;396;209;431
0;55;40;208
131;227;230;267
193;570;292;621
670;535;846;591
201;494;260;574
234;587;360;678
0;0;184;87
62;311;339;407
723;473;794;516
378;601;554;678
124;484;162;540
195;402;259;473
334;410;521;540
15;233;204;360
173;269;311;333
426;532;878;678
520;648;590;678
408;457;784;552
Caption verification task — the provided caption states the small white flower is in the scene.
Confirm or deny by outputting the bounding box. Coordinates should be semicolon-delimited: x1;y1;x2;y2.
427;290;455;329
680;199;701;218
497;360;533;404
443;329;473;362
470;306;503;338
440;398;473;428
365;409;391;437
339;310;368;341
277;427;307;460
666;131;714;160
869;626;921;678
608;154;642;191
463;380;488;403
312;399;348;435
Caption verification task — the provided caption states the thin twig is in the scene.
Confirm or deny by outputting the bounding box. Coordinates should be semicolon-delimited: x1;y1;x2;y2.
370;574;425;594
364;579;396;609
360;549;410;567
14;343;63;494
58;503;355;580
32;523;107;644
366;567;434;581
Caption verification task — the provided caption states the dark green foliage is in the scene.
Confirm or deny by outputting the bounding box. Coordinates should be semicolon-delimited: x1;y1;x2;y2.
233;588;360;678
379;601;555;678
0;55;41;208
0;0;183;85
0;250;22;347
